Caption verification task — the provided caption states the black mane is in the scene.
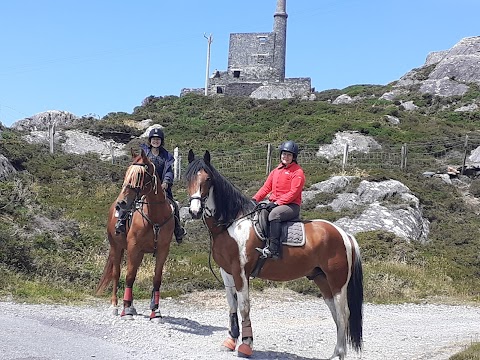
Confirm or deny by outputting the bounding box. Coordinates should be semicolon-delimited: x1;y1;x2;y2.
185;157;254;223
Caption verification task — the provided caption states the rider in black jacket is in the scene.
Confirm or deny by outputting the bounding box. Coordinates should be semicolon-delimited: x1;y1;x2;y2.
115;127;186;243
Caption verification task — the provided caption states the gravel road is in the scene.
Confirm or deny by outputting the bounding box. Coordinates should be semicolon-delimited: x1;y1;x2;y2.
0;289;479;360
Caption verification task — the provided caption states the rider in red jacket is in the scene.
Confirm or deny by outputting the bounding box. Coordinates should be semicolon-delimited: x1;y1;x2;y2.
252;140;305;259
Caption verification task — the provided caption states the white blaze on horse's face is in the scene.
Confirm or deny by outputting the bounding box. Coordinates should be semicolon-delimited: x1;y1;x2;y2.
189;179;203;218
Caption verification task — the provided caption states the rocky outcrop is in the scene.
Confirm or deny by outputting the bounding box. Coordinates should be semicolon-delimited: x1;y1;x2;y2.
250;85;294;100
303;176;430;243
316;131;382;160
0;154;16;180
61;130;126;160
23;130;126;161
394;36;480;98
11;110;80;131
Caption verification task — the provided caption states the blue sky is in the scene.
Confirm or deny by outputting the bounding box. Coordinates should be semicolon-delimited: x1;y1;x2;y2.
1;0;479;127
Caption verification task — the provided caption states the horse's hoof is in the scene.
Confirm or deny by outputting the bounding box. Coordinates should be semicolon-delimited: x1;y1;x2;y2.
121;306;136;319
149;310;162;320
221;338;236;351
237;343;253;358
109;305;118;316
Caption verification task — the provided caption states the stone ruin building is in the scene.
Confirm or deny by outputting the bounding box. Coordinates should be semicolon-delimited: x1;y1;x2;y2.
183;0;312;100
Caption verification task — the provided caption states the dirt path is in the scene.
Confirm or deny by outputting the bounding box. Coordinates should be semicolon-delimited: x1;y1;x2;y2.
0;289;479;360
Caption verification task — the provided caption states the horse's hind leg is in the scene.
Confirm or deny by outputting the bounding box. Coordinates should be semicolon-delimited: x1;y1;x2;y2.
314;277;347;360
220;268;239;351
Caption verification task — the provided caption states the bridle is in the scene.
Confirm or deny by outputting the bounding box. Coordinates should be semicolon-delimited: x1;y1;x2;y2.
188;193;214;217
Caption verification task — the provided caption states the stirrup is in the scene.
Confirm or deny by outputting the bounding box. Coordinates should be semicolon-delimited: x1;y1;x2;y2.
115;221;126;234
255;246;272;259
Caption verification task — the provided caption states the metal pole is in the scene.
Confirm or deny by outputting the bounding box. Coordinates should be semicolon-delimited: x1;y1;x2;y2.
204;33;213;96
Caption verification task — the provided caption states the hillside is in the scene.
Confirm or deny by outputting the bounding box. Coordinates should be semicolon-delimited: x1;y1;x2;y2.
1;37;480;305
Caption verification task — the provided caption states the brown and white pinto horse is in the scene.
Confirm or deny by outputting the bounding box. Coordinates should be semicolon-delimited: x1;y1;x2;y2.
96;149;175;320
185;150;363;360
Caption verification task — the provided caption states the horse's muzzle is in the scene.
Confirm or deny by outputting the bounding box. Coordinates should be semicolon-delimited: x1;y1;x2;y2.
189;208;202;220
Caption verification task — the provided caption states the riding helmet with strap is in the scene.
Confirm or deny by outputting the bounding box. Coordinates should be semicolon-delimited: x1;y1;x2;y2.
279;140;299;160
149;128;165;144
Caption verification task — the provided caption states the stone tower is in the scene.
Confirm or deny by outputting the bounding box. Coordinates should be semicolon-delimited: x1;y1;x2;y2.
273;0;287;81
183;0;311;99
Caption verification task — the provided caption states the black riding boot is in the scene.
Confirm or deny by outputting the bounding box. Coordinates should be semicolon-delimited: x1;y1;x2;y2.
267;220;281;260
255;220;281;260
115;207;129;234
171;199;186;244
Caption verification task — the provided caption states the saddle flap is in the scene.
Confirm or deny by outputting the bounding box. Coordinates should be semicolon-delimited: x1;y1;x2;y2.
252;210;305;247
280;221;305;246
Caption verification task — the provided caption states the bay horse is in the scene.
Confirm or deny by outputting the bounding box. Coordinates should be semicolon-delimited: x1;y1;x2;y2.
95;148;175;319
185;150;363;360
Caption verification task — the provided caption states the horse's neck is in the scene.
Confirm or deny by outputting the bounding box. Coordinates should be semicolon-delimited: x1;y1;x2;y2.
142;176;169;211
206;187;216;213
204;216;226;236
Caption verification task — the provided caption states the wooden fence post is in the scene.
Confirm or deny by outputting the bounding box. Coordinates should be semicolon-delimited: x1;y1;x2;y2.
48;123;55;154
110;143;115;164
342;143;349;172
461;135;469;175
266;144;272;175
401;143;408;170
174;147;180;180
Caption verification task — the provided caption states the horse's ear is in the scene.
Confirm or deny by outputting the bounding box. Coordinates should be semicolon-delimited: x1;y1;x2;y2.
188;149;195;163
140;148;147;158
204;150;211;165
130;147;137;158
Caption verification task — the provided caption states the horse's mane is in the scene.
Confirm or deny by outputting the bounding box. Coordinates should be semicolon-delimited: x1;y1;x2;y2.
122;153;157;191
122;156;146;189
185;157;254;223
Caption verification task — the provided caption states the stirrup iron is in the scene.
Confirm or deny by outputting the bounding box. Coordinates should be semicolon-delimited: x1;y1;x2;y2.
255;246;272;259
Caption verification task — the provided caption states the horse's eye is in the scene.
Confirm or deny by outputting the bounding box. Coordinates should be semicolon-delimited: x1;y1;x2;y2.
206;177;211;182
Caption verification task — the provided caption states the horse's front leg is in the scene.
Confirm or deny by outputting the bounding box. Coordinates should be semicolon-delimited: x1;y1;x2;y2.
149;246;170;321
219;265;253;357
220;268;240;351
235;275;253;358
121;251;144;319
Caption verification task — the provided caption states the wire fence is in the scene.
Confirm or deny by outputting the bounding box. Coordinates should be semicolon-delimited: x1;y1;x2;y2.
112;134;480;180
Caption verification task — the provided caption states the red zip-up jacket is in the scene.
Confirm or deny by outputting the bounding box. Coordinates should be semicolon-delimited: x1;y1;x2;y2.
252;162;305;206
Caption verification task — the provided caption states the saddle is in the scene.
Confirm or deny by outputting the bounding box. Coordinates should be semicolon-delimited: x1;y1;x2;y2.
252;208;305;247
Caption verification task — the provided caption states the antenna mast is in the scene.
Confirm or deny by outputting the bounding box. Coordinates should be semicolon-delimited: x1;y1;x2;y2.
204;33;213;96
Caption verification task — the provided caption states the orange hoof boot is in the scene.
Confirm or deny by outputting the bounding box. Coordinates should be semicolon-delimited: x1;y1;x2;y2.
221;337;236;351
237;343;253;358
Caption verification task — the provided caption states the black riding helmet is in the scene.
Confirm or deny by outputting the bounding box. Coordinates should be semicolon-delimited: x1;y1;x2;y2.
279;140;299;161
148;128;165;145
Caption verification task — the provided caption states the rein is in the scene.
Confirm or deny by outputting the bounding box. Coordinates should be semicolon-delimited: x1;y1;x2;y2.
196;198;264;286
202;213;225;286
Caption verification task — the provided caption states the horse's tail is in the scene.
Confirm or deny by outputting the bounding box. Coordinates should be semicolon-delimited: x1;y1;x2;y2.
347;234;363;352
95;244;115;296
